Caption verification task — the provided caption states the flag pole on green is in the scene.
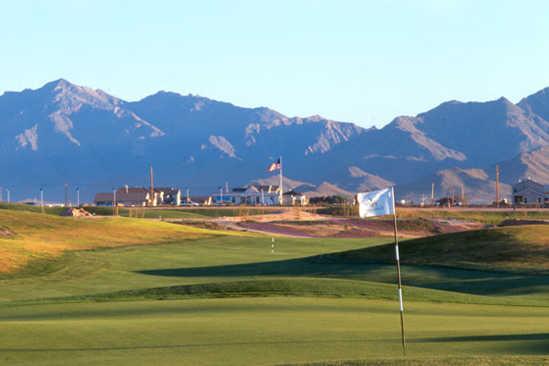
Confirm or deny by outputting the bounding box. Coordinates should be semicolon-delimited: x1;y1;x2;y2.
357;186;406;355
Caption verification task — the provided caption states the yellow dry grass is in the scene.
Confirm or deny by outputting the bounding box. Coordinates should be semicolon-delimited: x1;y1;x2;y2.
0;210;247;274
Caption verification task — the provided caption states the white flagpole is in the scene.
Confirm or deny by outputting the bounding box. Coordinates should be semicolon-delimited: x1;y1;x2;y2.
391;186;406;355
279;156;283;206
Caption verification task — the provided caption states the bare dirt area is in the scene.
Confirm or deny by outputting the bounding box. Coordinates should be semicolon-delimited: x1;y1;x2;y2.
236;217;485;238
221;208;327;223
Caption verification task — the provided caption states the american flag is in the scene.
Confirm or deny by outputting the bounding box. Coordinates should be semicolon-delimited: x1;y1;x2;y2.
267;158;281;172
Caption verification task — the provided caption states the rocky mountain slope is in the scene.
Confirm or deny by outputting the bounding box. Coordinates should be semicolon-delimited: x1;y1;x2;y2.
0;79;548;202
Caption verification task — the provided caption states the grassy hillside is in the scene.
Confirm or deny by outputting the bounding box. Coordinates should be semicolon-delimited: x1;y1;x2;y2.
330;225;549;273
0;203;276;219
1;209;549;365
0;209;242;273
397;208;549;225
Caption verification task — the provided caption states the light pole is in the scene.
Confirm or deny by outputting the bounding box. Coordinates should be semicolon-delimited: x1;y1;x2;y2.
113;188;117;216
76;187;80;207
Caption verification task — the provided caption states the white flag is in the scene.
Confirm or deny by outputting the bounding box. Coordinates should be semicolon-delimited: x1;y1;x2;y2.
357;187;395;218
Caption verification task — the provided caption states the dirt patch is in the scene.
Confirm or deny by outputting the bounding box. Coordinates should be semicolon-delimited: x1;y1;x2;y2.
238;222;314;238
0;226;15;238
221;208;327;223
179;221;230;231
237;217;485;238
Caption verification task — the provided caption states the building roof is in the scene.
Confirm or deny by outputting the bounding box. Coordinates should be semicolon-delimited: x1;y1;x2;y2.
95;191;148;203
94;193;114;202
154;187;181;193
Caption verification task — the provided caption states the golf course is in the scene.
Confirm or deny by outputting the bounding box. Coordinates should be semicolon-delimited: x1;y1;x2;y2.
0;206;548;365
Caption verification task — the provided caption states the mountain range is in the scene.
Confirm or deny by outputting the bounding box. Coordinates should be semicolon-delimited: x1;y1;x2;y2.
1;79;548;203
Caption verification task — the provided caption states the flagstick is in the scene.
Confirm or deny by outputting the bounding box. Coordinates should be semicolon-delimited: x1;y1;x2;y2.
392;187;406;355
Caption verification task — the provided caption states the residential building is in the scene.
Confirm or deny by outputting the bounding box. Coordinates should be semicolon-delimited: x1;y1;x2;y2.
209;184;309;206
94;186;181;206
512;178;545;205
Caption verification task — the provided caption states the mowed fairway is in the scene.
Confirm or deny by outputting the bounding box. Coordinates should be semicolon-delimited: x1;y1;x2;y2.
2;298;549;366
0;209;549;365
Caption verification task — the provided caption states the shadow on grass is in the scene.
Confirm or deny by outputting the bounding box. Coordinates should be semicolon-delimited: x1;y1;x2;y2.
0;338;389;353
413;332;549;355
137;251;549;297
413;332;549;343
3;333;548;354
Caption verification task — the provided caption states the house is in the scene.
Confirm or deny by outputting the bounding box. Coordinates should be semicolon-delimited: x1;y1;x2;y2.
512;179;545;206
282;190;309;206
94;188;150;207
209;184;309;206
210;184;282;206
94;186;181;207
155;187;182;206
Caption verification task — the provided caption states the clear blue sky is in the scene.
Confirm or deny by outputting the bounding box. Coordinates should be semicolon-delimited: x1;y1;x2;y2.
1;0;548;127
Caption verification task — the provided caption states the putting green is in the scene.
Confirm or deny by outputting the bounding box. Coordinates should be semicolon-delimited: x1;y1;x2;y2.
1;298;549;366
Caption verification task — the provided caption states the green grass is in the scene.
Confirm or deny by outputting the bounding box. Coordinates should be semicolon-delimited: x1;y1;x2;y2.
317;205;549;225
282;356;549;365
0;202;277;219
85;206;277;218
396;208;549;225
0;202;66;215
328;225;549;273
0;209;246;273
1;210;549;365
1;298;549;366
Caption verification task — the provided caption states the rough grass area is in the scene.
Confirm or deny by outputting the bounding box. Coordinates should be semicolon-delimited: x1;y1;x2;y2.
396;208;549;225
0;209;244;273
85;206;277;218
0;203;278;219
40;277;546;307
330;225;549;272
280;356;549;365
0;202;66;215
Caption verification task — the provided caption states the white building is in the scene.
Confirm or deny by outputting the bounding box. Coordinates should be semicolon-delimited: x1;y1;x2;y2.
212;184;281;205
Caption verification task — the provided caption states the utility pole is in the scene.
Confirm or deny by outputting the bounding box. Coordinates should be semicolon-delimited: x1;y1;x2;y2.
76;187;80;207
113;188;117;216
64;183;69;207
225;181;229;194
279;156;284;206
495;165;500;208
431;182;435;206
149;165;155;206
460;184;465;206
186;188;190;204
40;187;45;214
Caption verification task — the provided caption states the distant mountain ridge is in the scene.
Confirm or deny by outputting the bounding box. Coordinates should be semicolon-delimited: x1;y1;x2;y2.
0;79;548;202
